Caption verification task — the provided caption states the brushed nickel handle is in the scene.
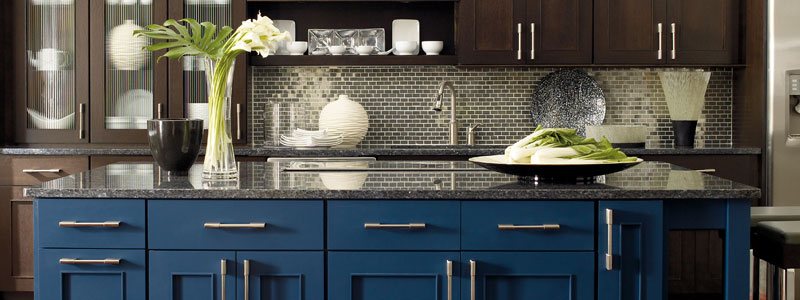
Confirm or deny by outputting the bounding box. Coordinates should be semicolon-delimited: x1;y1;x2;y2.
530;23;535;60
363;223;426;229
78;103;85;139
517;23;522;60
470;260;476;300
59;258;120;265
204;222;266;229
59;221;121;228
220;259;227;300
670;23;677;60
236;104;242;140
498;224;560;230
446;260;453;300
22;169;61;173
605;208;614;271
657;23;663;60
243;259;250;300
696;169;717;174
157;103;163;119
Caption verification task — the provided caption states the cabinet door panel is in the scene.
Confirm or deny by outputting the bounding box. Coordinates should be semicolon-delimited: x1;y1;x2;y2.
598;201;664;300
238;251;324;300
462;252;594;300
149;251;236;300
595;0;667;64
37;249;146;300
459;0;526;64
328;252;459;300
668;0;737;64
529;0;592;64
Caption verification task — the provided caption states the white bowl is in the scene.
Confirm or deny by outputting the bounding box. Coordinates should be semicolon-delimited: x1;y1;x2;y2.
286;41;307;56
27;109;74;130
421;41;443;55
585;125;649;147
355;46;374;56
394;41;417;56
328;46;347;56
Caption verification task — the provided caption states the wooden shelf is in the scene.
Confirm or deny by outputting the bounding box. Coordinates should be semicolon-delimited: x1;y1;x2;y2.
249;54;457;66
248;0;457;2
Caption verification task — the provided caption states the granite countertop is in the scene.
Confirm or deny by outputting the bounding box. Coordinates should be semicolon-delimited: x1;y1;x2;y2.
25;161;761;200
0;144;762;156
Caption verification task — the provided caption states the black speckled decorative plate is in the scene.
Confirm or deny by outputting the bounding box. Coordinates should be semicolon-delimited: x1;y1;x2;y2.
531;69;605;135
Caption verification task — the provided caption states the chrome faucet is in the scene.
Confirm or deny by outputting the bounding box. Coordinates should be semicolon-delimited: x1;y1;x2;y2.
431;81;458;145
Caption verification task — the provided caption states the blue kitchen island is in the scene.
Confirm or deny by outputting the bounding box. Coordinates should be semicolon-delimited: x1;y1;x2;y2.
25;160;760;300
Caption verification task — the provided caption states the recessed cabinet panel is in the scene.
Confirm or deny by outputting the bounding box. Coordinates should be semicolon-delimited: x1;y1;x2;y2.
459;0;526;64
149;250;236;300
38;248;146;300
595;0;667;64
237;251;325;300
529;0;593;64
668;0;737;64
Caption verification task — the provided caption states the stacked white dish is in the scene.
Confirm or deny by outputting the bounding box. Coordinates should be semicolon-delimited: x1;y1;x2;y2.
280;129;343;148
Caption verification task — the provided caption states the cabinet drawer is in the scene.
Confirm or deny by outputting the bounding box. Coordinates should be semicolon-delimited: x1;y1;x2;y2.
462;201;594;251
328;200;460;250
37;199;145;249
38;248;146;300
148;200;323;250
0;156;89;185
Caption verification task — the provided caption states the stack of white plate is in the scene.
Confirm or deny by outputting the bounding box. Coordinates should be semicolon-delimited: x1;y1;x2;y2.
280;129;343;148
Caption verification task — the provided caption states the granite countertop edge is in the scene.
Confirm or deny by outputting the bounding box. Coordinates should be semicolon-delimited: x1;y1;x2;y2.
0;146;763;156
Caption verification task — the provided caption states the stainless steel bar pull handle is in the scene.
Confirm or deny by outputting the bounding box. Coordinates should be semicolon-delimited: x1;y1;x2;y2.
59;221;121;228
446;260;453;300
23;169;62;173
363;223;426;229
670;23;677;60
204;222;266;229
470;260;476;300
220;259;227;300
78;103;85;139
498;224;560;230
657;23;664;60
243;259;250;300
59;258;121;265
517;23;522;60
530;23;536;60
605;208;614;271
236;104;242;140
157;103;163;119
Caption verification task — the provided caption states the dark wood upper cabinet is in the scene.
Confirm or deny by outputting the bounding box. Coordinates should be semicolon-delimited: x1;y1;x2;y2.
667;0;738;64
459;0;527;64
527;0;593;64
594;0;668;64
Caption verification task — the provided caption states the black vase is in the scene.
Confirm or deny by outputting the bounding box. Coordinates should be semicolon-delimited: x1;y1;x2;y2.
147;119;203;176
671;120;698;148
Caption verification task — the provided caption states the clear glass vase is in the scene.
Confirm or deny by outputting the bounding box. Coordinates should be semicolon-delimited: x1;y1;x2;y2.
202;57;238;180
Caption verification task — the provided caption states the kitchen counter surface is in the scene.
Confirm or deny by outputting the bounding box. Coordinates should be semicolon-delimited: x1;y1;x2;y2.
25;160;760;200
0;144;763;156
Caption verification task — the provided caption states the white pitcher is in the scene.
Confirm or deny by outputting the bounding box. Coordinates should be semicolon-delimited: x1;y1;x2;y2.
28;48;69;71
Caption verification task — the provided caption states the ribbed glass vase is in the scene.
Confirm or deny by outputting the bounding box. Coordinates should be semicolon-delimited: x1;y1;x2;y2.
201;57;238;180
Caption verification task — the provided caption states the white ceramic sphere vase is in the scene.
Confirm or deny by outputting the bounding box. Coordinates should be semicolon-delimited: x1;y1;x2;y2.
108;20;149;71
319;95;369;148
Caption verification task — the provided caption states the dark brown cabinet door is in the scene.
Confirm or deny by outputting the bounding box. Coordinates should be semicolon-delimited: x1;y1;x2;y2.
594;0;668;64
667;0;738;64
0;187;33;292
168;0;248;145
459;0;527;64
527;0;593;64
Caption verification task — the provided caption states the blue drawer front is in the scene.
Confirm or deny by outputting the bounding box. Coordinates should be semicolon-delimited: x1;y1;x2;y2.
328;200;460;250
148;200;324;250
37;248;146;300
462;201;595;250
328;251;460;300
36;199;145;249
237;251;325;300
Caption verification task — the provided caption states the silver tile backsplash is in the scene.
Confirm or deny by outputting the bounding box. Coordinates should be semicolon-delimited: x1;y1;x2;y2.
250;66;732;148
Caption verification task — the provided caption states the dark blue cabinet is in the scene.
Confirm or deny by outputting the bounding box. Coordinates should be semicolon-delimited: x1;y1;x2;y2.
37;248;146;300
149;251;236;300
598;201;664;300
328;251;460;300
237;251;325;300
461;252;594;300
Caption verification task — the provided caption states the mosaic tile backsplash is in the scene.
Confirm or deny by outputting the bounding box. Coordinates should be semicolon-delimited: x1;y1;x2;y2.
250;66;732;148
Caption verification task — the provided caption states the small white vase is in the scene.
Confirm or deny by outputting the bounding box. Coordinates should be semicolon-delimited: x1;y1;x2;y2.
108;20;149;71
319;95;369;148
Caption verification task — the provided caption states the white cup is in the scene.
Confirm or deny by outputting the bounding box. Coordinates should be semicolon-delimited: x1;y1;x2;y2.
421;41;444;55
29;48;69;71
287;41;308;56
355;46;374;56
394;41;417;55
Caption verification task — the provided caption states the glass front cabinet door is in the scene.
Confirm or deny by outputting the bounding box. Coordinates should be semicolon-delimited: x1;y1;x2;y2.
168;0;248;145
90;0;168;143
16;0;89;143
